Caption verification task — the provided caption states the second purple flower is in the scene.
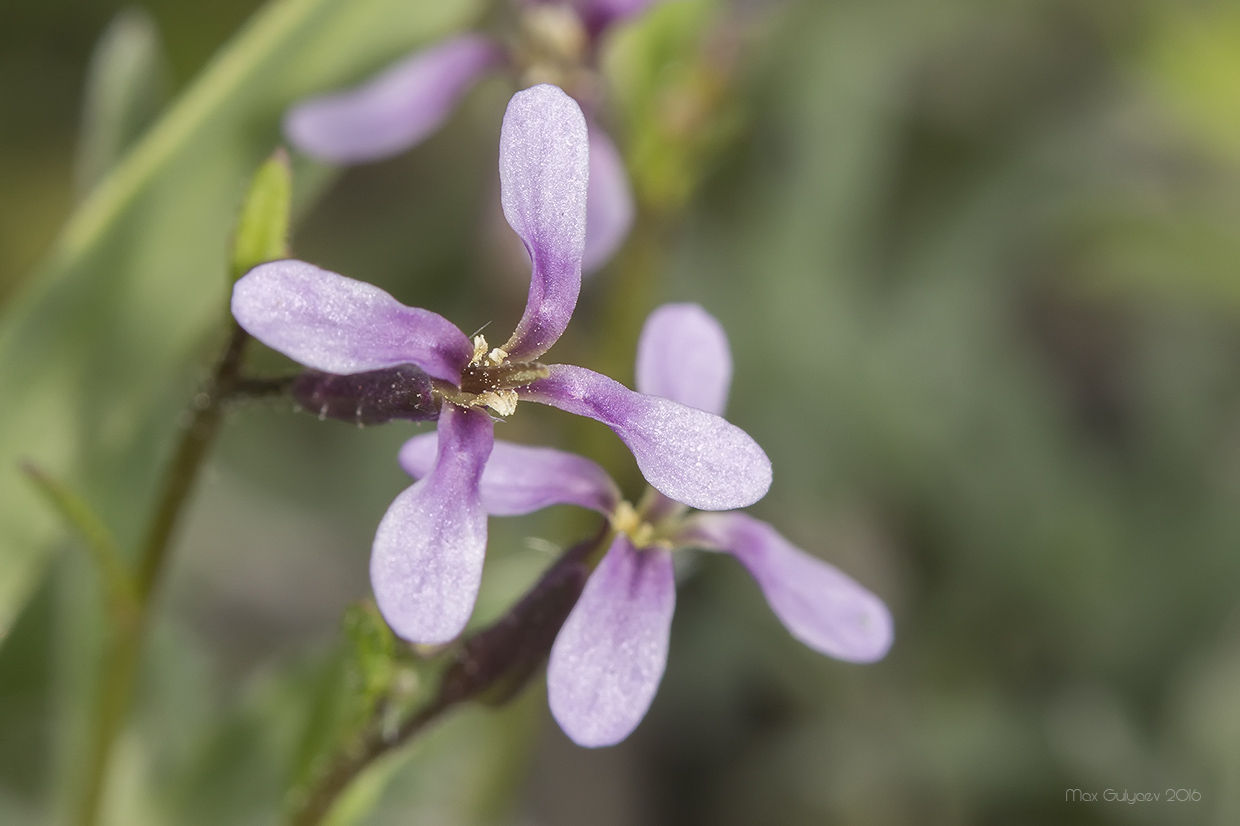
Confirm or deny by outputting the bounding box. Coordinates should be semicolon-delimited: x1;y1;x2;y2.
400;303;894;747
282;0;662;272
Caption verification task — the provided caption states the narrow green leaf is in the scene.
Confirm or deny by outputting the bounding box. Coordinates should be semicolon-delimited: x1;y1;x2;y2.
75;8;169;198
231;148;293;281
19;463;135;614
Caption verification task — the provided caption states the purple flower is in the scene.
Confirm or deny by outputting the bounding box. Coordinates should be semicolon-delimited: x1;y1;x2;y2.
283;0;656;271
232;86;771;645
399;303;893;747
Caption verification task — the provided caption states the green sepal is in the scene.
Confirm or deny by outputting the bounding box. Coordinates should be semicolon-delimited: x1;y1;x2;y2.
230;148;293;281
341;601;397;712
286;602;431;817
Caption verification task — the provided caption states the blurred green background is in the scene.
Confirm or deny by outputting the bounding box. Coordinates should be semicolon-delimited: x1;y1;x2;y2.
4;0;1240;824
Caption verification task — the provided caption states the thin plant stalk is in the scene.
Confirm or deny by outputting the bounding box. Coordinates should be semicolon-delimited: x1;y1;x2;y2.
75;320;250;826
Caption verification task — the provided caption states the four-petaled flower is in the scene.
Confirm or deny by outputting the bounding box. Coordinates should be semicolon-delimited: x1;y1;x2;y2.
399;303;894;747
283;0;661;272
231;85;770;645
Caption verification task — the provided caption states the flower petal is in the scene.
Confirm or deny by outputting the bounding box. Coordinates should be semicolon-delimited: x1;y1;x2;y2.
370;405;494;644
684;512;893;663
635;303;732;415
547;535;675;747
522;365;771;510
581;124;634;274
284;35;503;163
400;434;621;516
499;84;589;361
232;259;472;383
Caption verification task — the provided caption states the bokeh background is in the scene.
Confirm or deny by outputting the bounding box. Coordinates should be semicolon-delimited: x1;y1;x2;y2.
3;0;1240;824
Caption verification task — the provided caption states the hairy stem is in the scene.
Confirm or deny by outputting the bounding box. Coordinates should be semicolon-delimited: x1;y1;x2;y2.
135;320;248;598
230;374;298;400
287;525;612;826
76;320;250;826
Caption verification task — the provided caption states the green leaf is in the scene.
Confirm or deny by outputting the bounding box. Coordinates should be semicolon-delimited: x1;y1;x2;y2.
75;8;170;199
0;0;481;646
19;463;135;616
341;600;397;707
606;0;737;211
231;148;293;281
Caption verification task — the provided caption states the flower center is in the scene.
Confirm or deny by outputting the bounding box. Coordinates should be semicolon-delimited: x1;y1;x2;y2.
518;4;587;71
437;335;549;416
610;501;674;550
514;4;599;103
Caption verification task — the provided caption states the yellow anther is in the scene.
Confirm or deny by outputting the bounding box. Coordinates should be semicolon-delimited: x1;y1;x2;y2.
610;500;669;549
477;389;518;417
632;523;656;548
611;501;641;535
471;335;490;364
470;335;508;368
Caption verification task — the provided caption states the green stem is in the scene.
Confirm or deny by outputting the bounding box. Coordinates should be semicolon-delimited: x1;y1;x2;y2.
75;320;250;826
136;321;248;599
286;525;612;826
287;696;449;826
75;612;142;826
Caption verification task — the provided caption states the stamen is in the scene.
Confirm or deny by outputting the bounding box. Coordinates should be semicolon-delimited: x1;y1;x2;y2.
611;501;641;535
610;501;672;550
476;389;518;417
470;335;490;365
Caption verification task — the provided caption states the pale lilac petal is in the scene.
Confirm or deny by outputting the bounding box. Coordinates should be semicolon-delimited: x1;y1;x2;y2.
400;434;621;516
547;535;675;747
232;259;472;384
635;303;732;415
371;405;494;644
522;365;771;510
284;35;503;163
499;84;589;361
684;512;893;663
581;125;634;273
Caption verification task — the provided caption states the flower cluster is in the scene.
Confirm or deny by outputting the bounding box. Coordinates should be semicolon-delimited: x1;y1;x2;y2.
234;79;890;748
233;84;770;646
283;0;661;272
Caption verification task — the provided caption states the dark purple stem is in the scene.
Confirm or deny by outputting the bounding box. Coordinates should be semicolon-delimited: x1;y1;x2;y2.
287;523;610;826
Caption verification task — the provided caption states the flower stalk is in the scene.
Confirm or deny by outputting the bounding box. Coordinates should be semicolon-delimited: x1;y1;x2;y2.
286;523;611;826
74;319;252;826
